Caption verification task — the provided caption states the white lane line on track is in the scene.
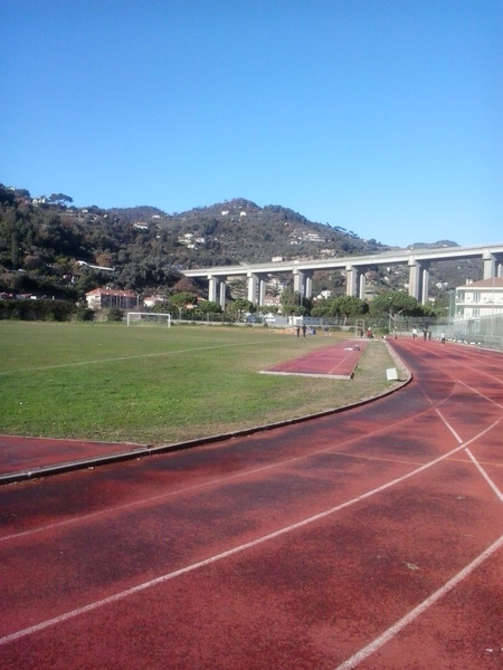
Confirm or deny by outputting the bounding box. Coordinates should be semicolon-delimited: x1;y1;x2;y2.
334;532;503;670
465;448;503;502
0;418;500;647
456;379;503;409
0;342;260;376
435;409;463;444
435;407;503;502
0;395;458;544
457;363;503;387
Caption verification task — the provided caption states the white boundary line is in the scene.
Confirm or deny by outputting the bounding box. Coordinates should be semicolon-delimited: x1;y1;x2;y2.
465;448;503;502
0;341;262;376
0;418;500;647
0;398;462;544
456;363;503;387
435;409;463;444
435;408;503;499
456;379;503;409
334;533;503;670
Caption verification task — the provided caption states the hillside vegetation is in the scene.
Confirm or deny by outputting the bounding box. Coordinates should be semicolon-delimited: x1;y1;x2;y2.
0;184;481;303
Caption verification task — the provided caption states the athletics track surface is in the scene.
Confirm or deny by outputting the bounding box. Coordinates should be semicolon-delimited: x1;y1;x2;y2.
262;339;366;379
0;435;146;480
0;339;502;669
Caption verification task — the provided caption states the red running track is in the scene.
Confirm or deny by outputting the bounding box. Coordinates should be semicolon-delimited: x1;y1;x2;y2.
263;339;366;378
0;339;502;669
0;435;146;479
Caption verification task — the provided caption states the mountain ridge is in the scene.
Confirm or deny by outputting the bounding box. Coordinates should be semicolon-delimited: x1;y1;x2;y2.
0;184;481;301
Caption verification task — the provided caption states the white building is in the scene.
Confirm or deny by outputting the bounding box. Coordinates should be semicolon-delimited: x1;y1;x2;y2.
455;278;503;319
143;295;166;308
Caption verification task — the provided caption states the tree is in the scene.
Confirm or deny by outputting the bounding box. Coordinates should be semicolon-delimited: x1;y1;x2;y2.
197;300;221;314
226;298;254;320
280;288;310;315
370;291;422;318
167;291;197;319
336;296;368;322
48;193;73;206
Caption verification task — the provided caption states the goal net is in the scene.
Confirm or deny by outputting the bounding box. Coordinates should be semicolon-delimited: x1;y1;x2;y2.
126;312;172;327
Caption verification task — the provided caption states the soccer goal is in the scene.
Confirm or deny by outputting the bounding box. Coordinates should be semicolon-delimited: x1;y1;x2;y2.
126;312;172;327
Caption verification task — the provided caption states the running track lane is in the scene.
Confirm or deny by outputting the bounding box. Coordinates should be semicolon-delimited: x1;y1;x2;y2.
0;340;502;668
263;339;366;378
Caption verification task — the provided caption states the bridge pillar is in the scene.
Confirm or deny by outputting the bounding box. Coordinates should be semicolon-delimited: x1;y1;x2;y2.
219;279;226;311
420;264;430;305
304;271;313;299
258;276;267;306
408;259;429;303
408;259;421;300
346;265;358;297
358;271;366;300
247;273;258;304
208;275;218;303
293;269;305;297
483;251;496;279
497;262;503;278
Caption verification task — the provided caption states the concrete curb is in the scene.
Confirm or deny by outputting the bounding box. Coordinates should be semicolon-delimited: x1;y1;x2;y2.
1;343;413;486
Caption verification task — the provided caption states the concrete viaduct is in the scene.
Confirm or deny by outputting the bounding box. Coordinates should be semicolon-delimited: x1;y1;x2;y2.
183;243;503;311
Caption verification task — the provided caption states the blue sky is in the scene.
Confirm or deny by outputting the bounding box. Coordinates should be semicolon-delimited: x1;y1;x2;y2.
2;1;501;247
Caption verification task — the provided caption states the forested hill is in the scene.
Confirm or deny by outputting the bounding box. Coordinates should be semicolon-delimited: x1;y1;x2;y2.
0;185;482;302
0;186;392;299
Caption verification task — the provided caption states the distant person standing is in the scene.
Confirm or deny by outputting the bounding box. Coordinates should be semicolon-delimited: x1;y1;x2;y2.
412;327;418;339
441;332;446;344
423;328;428;341
296;326;300;337
302;323;307;338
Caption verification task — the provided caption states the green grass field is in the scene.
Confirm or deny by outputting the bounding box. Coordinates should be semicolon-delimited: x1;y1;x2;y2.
0;321;399;444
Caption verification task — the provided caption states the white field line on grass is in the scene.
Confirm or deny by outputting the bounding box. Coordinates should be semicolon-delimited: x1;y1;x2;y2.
334;533;503;670
0;396;461;544
0;418;500;647
0;341;263;376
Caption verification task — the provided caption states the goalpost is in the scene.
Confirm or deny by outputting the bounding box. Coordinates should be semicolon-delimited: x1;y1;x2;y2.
126;312;172;327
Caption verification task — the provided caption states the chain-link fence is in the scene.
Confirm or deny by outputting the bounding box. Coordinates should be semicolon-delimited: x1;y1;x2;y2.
437;314;503;350
171;311;503;350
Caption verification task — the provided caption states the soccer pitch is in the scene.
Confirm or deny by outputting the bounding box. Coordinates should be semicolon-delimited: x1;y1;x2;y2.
0;322;397;444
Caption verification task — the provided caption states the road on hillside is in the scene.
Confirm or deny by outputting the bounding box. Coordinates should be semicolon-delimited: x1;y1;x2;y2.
0;339;502;669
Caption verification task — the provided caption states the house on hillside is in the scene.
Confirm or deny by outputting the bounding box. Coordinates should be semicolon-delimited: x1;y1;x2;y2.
143;295;167;308
86;288;139;311
455;277;503;319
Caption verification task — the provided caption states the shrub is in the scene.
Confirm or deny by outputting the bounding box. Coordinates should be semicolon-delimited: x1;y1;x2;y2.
75;306;95;321
0;299;76;321
106;307;124;322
